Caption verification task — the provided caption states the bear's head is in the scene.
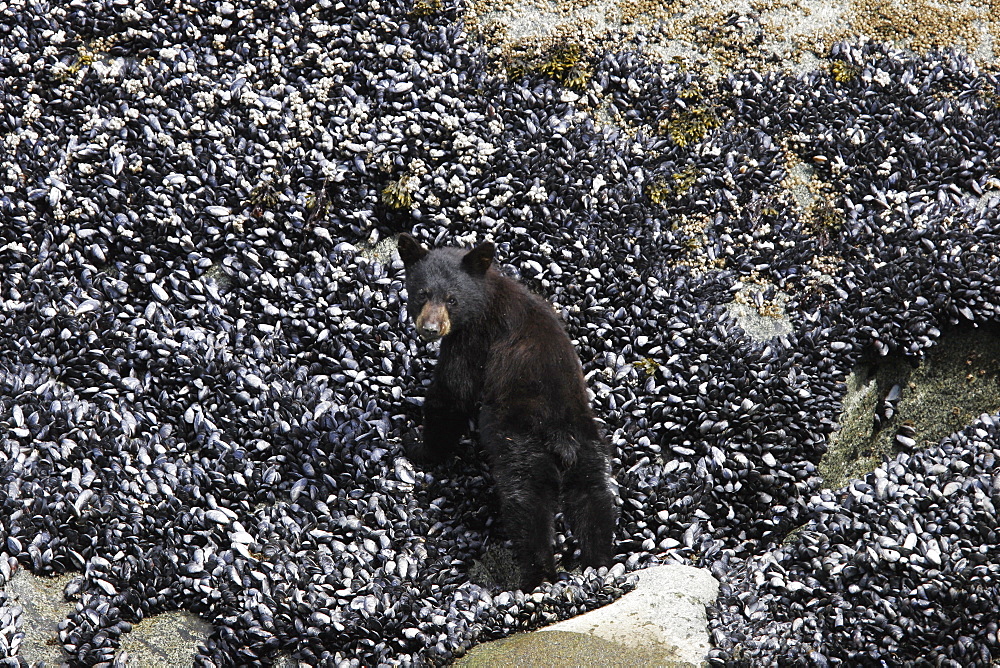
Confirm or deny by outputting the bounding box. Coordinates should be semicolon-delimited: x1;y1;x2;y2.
397;233;494;342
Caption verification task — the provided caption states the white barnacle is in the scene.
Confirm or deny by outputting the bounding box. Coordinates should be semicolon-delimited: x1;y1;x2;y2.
526;182;547;203
445;174;466;195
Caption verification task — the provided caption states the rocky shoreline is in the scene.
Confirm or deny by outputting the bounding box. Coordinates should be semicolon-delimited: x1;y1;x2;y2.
2;0;1000;665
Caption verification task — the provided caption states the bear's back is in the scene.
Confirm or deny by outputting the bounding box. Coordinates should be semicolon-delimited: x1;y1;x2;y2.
477;273;598;441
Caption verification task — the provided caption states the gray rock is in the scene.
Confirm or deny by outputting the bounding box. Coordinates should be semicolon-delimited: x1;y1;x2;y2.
820;325;1000;489
455;630;695;667
116;610;214;668
1;567;213;668
468;0;998;81
2;568;76;667
540;565;718;665
458;565;719;667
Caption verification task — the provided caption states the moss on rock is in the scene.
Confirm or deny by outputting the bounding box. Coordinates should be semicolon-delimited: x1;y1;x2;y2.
821;324;1000;489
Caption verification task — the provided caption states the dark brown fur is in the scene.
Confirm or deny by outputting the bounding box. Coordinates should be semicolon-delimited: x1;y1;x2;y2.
398;233;616;590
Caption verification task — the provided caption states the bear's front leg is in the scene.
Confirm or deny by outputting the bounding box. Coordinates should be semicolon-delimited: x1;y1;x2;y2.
407;384;468;465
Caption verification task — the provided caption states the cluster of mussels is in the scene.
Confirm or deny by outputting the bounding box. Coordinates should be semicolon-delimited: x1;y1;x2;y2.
1;0;1000;664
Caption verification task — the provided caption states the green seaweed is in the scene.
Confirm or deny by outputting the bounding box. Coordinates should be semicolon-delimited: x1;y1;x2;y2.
632;357;661;378
305;178;331;226
805;199;843;246
660;107;722;148
381;174;415;209
249;180;280;211
507;41;591;90
647;166;701;204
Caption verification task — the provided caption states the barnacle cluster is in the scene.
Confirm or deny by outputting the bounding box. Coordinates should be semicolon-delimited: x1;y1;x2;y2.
410;0;443;17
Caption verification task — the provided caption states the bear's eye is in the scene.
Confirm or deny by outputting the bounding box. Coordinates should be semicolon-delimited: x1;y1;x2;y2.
446;295;457;306
416;289;429;301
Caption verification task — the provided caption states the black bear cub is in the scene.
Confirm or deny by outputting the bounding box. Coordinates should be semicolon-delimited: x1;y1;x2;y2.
397;233;616;590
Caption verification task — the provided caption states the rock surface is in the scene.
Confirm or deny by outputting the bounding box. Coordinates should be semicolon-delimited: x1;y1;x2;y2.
724;285;794;342
468;0;1000;79
458;565;719;667
456;630;693;668
821;325;1000;488
116;610;214;668
2;569;75;667
540;565;718;662
2;567;213;668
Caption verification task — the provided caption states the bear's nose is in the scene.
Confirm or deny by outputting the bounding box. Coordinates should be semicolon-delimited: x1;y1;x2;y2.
415;303;451;340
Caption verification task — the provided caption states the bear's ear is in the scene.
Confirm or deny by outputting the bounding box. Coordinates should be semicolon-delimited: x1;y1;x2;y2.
397;233;428;268
461;242;494;276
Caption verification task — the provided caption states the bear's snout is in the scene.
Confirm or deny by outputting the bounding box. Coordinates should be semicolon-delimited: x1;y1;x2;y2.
415;302;451;341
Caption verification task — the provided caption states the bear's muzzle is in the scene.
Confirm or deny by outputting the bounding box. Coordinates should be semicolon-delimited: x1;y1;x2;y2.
415;302;451;341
